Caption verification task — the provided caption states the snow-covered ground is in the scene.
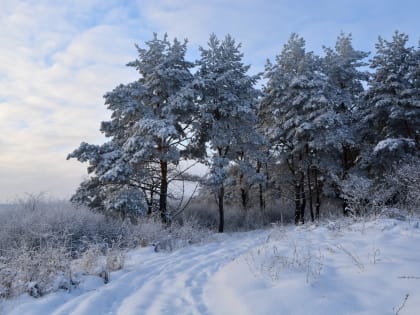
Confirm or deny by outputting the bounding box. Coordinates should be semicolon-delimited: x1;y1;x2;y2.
2;217;420;315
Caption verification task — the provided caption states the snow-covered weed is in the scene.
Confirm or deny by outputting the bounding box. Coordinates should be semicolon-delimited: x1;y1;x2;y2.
0;242;73;298
0;198;154;299
245;241;324;284
78;244;103;276
368;245;381;264
335;244;365;271
77;242;125;283
154;217;213;252
393;293;410;315
106;246;125;273
0;197;214;299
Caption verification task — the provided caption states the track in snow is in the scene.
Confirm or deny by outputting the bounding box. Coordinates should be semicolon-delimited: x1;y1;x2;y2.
2;230;270;315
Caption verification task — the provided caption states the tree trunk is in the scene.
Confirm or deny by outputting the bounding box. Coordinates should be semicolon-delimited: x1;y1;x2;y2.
160;160;168;223
341;145;349;215
147;197;153;216
259;183;264;211
294;178;301;225
314;168;320;220
307;166;314;222
143;188;153;216
299;170;305;224
241;188;247;211
218;185;225;233
256;161;265;212
239;173;248;211
289;155;301;225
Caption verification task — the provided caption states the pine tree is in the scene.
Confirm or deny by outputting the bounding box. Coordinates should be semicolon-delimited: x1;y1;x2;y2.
192;34;261;232
68;34;195;221
363;32;419;173
261;33;338;223
322;33;369;213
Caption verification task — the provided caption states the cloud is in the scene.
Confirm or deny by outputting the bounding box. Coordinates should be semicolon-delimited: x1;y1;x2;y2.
0;0;419;201
0;1;142;201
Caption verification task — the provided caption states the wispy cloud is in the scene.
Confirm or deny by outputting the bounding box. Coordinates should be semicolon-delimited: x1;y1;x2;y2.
0;0;419;201
0;1;142;200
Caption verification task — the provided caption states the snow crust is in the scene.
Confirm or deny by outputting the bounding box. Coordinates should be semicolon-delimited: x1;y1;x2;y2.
2;217;420;315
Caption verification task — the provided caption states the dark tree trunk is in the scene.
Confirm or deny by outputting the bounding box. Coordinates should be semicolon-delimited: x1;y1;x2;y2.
239;173;248;211
143;186;154;216
299;170;306;224
259;183;264;211
294;178;301;225
341;145;349;215
241;188;247;210
160;160;168;223
314;167;320;220
147;198;153;216
256;161;265;212
307;166;314;222
218;185;225;233
288;155;301;225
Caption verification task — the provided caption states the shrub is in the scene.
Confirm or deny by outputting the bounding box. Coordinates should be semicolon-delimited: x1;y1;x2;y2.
0;195;216;299
0;196;166;299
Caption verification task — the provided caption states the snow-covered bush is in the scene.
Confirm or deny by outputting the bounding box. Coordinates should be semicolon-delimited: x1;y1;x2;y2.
340;174;374;216
0;196;215;299
340;158;420;219
77;242;125;284
154;217;213;252
0;198;149;298
0;240;73;298
383;159;420;214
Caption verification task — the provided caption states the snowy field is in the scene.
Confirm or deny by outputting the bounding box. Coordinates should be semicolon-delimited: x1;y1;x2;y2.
1;217;420;315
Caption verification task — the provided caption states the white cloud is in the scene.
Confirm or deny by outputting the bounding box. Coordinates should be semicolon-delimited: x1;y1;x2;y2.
0;0;419;202
0;1;141;201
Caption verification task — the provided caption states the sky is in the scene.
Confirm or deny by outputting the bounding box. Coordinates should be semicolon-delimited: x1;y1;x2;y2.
0;0;419;202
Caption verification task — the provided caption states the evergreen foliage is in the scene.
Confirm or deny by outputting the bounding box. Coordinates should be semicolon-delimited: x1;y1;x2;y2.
69;31;419;229
362;32;419;172
192;34;261;232
68;34;194;221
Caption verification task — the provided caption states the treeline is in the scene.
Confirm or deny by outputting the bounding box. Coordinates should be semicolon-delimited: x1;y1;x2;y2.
68;32;419;232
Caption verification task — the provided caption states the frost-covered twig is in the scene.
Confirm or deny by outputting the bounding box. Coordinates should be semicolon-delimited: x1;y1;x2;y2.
336;244;364;271
398;275;420;280
394;293;409;315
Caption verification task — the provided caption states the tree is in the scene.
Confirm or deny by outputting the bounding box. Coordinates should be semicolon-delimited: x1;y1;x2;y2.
362;32;419;173
192;34;261;232
322;33;369;214
261;33;339;223
68;34;195;222
68;141;148;220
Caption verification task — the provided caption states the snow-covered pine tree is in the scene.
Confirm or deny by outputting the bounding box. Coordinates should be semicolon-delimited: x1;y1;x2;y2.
322;33;369;213
409;40;420;142
68;34;195;222
192;34;261;232
362;32;419;173
73;78;156;218
261;33;338;223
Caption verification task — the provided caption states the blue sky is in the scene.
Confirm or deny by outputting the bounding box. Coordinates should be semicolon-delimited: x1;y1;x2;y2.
0;0;419;202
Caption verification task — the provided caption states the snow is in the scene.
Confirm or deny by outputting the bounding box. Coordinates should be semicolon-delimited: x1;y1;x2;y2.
373;138;414;153
205;219;420;315
2;217;420;315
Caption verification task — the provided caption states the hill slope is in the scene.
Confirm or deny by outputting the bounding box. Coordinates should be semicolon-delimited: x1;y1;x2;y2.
2;217;420;315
